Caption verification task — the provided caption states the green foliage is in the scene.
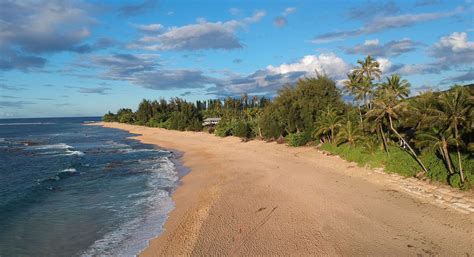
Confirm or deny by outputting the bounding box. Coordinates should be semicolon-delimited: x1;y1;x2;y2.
104;56;473;190
102;112;117;122
383;147;420;177
232;120;251;138
214;120;233;137
258;104;283;139
286;131;311;147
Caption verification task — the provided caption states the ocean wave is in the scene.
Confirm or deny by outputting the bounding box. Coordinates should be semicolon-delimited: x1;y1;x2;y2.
0;122;56;126
105;141;130;149
63;150;85;156
37;168;79;184
61;168;77;173
121;148;160;154
81;156;178;256
32;143;72;150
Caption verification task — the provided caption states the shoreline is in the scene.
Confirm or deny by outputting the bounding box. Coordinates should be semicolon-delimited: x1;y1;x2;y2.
93;122;473;256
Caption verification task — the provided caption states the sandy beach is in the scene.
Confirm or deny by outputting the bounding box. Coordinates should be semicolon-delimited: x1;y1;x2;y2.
96;122;473;256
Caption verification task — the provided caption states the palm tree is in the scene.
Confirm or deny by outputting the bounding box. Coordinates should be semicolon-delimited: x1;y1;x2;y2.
352;55;382;109
336;118;363;147
242;93;249;109
408;90;438;131
313;105;342;143
343;72;365;125
252;95;258;108
367;91;429;173
382;74;410;99
414;128;458;175
354;55;382;81
434;86;471;183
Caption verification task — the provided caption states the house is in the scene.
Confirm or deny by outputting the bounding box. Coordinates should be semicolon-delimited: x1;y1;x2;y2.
202;117;221;126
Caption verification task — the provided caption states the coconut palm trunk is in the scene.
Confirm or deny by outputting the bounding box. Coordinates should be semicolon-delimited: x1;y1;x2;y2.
441;141;455;175
379;123;389;153
454;126;465;183
388;115;428;173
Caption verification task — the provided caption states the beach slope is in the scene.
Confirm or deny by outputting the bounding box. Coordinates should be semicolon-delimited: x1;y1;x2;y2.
96;122;473;256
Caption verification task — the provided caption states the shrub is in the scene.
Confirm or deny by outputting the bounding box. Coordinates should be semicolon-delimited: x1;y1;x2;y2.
232;121;251;138
186;118;203;131
383;146;420;177
286;131;311;147
215;120;233;137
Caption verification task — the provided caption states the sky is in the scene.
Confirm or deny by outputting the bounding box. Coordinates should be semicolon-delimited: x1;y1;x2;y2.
0;0;473;118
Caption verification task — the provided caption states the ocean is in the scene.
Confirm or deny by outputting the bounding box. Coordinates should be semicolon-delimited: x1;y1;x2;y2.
0;117;182;257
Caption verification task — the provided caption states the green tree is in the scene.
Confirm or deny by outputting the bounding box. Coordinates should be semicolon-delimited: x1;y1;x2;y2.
336;119;363;147
415;128;457;175
352;55;382;108
433;86;472;183
367;86;429;173
313;105;342;143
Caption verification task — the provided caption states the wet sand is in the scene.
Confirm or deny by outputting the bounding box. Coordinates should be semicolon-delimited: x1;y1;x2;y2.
95;122;473;256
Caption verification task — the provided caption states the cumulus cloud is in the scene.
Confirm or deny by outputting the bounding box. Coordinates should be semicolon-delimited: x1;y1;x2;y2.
83;52;350;95
0;0;96;70
430;32;474;66
345;38;419;57
129;11;266;51
274;7;296;28
211;53;350;95
388;32;474;76
313;7;464;43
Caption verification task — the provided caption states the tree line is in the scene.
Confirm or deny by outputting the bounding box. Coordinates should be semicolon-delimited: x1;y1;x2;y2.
103;55;473;189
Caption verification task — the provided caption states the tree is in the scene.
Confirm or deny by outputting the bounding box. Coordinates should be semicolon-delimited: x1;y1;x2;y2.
367;87;429;173
352;55;382;109
434;86;472;183
415;128;458;175
336;118;363;147
381;74;410;100
313;105;342;143
354;55;382;81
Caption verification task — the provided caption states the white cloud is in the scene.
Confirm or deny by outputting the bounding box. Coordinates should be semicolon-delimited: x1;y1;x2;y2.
376;58;392;73
345;38;418;57
431;32;474;64
313;7;464;43
129;11;265;51
274;7;297;28
267;53;350;78
283;7;297;16
213;53;351;95
133;23;164;33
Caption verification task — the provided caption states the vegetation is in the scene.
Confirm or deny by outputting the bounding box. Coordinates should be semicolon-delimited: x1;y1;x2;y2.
104;55;473;189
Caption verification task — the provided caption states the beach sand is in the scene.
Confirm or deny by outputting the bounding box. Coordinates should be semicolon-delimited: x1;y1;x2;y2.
96;122;473;256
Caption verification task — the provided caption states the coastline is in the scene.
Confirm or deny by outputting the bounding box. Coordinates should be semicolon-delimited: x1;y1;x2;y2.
93;122;473;256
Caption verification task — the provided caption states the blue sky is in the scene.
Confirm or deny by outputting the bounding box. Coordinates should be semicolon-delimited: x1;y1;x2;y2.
0;0;473;118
